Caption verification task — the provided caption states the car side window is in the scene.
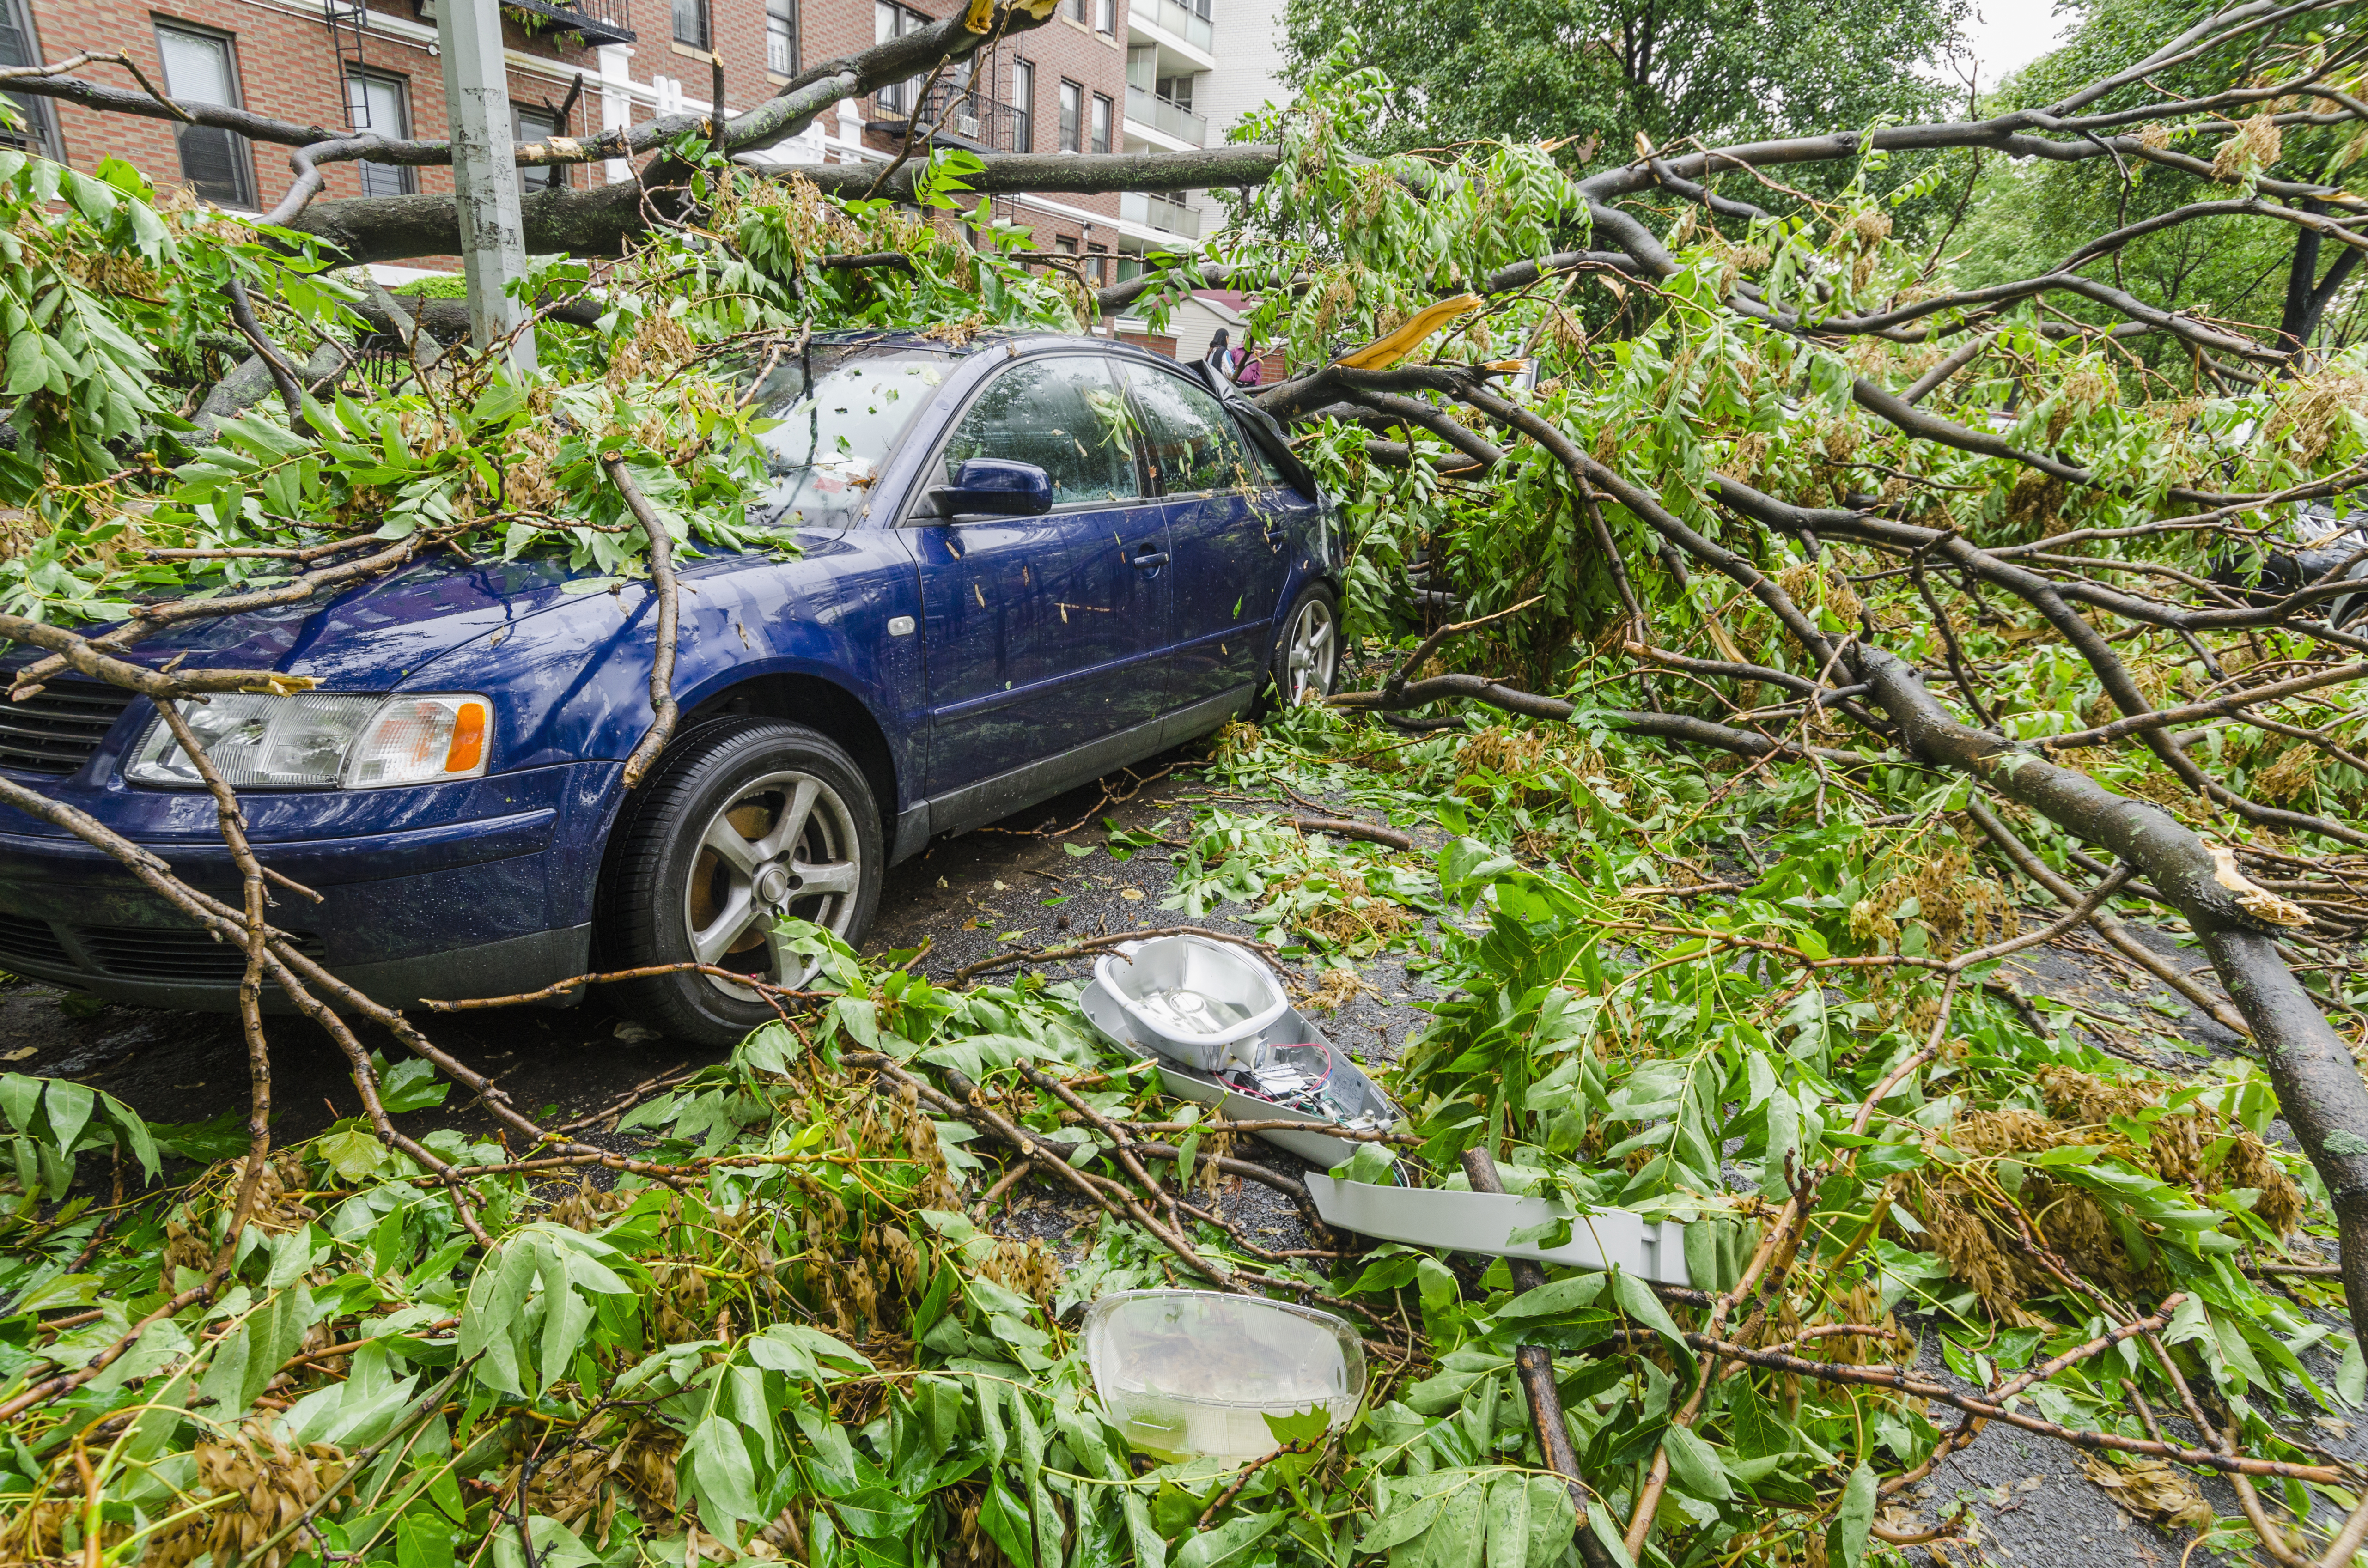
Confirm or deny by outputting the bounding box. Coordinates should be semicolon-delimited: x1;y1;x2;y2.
939;356;1140;507
1235;416;1291;488
1120;364;1253;496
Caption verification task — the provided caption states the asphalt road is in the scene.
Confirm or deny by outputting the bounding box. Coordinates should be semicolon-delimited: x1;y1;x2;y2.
4;747;2358;1567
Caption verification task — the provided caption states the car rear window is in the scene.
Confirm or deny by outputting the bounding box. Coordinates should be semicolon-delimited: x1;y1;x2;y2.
744;345;954;527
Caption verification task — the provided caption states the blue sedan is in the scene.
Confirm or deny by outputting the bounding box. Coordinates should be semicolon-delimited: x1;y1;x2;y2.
0;334;1342;1045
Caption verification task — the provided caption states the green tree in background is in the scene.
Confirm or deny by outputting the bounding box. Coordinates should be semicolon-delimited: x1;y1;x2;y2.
1278;0;1974;164
1951;0;2368;369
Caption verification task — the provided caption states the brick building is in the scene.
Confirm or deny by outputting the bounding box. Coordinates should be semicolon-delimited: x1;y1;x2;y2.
0;0;1213;290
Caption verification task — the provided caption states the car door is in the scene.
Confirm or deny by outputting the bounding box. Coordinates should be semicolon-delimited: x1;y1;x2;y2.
1118;362;1291;721
905;353;1172;802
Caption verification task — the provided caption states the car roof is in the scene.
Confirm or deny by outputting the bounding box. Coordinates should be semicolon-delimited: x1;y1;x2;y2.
813;328;1188;373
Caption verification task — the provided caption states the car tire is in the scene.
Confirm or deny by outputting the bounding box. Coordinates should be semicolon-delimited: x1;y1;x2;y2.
600;717;883;1048
1261;581;1341;713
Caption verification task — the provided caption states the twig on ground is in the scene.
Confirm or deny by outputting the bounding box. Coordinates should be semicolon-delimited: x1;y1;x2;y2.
1287;815;1417;850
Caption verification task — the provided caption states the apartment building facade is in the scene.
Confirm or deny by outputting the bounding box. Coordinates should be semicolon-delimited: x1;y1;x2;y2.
0;0;1218;278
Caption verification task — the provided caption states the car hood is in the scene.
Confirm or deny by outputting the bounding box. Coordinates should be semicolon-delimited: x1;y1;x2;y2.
87;554;592;687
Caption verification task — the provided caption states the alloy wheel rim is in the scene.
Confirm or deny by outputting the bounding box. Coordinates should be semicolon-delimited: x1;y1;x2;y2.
682;769;863;999
1284;598;1337;705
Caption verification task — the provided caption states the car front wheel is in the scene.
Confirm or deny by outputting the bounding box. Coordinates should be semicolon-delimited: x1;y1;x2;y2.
602;718;883;1046
1266;582;1340;711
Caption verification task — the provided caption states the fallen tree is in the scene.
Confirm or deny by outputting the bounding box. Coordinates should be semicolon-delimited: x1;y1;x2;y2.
2;3;2367;1566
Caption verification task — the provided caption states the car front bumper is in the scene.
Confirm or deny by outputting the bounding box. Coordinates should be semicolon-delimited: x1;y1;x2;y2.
0;762;619;1012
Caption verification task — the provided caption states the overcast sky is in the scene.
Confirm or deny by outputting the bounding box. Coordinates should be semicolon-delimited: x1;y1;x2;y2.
1951;0;2079;89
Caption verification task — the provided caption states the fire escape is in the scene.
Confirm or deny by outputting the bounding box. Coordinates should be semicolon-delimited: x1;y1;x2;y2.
896;48;1029;156
323;0;368;127
498;0;638;47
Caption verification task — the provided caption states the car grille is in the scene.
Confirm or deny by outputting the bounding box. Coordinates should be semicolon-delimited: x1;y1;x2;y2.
0;915;325;985
0;681;140;775
0;912;71;970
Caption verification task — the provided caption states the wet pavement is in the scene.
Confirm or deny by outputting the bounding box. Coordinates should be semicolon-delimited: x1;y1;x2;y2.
0;744;1446;1165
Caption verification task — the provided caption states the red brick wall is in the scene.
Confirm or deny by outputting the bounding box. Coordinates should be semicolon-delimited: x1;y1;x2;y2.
19;0;1132;264
993;7;1126;243
23;0;599;213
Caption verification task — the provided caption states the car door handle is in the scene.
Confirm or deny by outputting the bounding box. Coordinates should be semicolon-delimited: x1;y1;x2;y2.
1129;543;1169;570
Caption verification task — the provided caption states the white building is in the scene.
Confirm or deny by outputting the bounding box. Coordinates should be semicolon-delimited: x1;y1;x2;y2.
1187;0;1288;236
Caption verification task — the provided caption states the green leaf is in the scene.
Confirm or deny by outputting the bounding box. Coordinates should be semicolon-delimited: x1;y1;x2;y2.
397;1512;456;1568
1421;1478;1486;1568
1498;1272;1606;1320
103;1094;160;1181
1331;1140;1396;1185
0;1073;39;1134
458;1238;540;1395
1830;1462;1877;1568
1658;1425;1733;1501
1585;1502;1637;1568
1357;1488;1447;1553
318;1128;391;1181
377;1056;449;1114
43;1078;94;1152
1484;1473;1533;1568
1506;1213;1574;1250
1611;1269;1687;1347
979;1479;1036;1568
685;1415;761;1535
1522;1474;1578;1568
1261;1405;1333;1446
1174;1509;1282;1568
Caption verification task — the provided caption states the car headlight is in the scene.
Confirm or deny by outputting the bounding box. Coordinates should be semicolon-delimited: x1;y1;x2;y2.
127;693;493;790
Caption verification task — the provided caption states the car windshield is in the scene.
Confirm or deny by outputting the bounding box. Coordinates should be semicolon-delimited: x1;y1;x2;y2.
743;345;955;526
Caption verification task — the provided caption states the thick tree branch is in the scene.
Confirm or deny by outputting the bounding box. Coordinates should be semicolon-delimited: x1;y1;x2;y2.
1853;647;2368;1354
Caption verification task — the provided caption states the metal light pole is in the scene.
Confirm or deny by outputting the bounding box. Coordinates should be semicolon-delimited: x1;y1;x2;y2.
436;0;537;371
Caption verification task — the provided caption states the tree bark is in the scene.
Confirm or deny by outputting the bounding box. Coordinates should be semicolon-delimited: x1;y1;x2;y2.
2276;198;2365;359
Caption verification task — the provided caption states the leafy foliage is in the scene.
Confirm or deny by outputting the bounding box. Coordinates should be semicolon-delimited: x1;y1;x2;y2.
1274;4;1970;165
0;146;1086;622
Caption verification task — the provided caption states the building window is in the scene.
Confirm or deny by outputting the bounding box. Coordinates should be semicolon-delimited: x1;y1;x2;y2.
1064;0;1085;21
1086;244;1107;285
515;103;566;190
875;2;928;112
1058;79;1080;153
345;73;414;197
0;0;58;157
1090;93;1111;154
1095;0;1115;32
672;0;709;49
154;23;252;208
767;0;798;76
1010;60;1033;152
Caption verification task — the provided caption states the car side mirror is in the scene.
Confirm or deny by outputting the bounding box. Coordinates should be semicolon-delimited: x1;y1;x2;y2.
930;458;1053;518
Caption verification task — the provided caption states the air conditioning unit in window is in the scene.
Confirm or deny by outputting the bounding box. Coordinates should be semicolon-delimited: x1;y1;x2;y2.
956;113;980;137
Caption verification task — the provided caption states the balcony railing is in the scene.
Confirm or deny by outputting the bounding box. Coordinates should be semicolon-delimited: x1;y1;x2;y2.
1122;190;1201;241
1148;0;1214;51
1125;85;1205;146
503;0;635;47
